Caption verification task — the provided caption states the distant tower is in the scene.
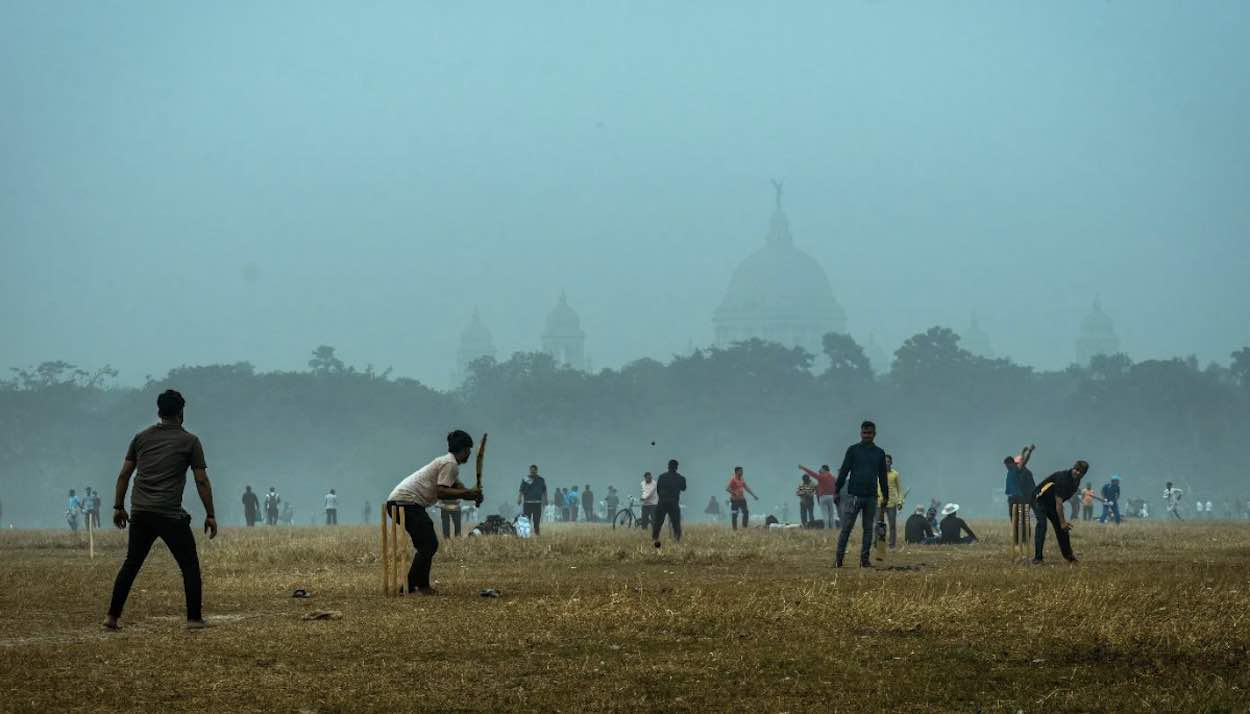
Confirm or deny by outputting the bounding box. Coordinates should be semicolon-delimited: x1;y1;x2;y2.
542;291;587;370
865;333;890;375
455;307;496;378
1074;297;1120;365
961;311;994;358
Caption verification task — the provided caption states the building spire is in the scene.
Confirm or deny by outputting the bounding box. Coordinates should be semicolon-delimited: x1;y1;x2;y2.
765;179;792;246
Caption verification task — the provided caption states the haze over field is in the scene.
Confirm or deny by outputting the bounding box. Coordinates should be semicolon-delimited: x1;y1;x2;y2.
3;2;1249;387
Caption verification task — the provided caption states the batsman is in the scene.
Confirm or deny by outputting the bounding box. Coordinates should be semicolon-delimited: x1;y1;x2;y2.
385;430;485;595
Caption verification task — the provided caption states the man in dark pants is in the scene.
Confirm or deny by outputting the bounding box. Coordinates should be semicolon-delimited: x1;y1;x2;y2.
517;465;548;535
1032;460;1089;564
652;459;686;546
1004;445;1036;517
582;484;595;523
242;485;260;527
105;389;218;630
834;420;889;568
386;430;482;594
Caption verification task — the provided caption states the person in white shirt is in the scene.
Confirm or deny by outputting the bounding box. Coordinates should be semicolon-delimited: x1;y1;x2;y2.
1163;482;1183;520
323;489;339;525
639;472;658;529
386;430;481;595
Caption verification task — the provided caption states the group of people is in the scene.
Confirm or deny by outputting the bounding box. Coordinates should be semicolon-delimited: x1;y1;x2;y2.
65;487;103;532
240;485;292;526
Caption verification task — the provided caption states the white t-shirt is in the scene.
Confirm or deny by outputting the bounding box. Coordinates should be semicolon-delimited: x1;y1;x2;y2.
388;454;461;507
324;493;338;510
640;479;658;505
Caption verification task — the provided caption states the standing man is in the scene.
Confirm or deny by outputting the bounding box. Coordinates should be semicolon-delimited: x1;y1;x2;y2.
800;465;838;528
323;488;338;526
438;497;461;538
1098;476;1121;525
652;459;686;546
242;486;260;527
517;465;548;535
567;486;580;522
726;467;759;530
1080;485;1095;521
88;488;102;529
877;454;904;548
385;430;481;595
66;489;82;532
1032;460;1089;564
264;487;281;526
604;486;619;525
796;473;817;527
582;484;595;523
105;389;217;630
1163;482;1184;520
1005;445;1036;517
834;421;889;568
363;500;372;525
640;472;658;529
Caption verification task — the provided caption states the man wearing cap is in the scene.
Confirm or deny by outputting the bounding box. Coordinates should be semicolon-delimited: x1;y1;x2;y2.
834;420;889;568
1032;460;1089;564
938;504;977;544
904;506;935;544
386;430;482;594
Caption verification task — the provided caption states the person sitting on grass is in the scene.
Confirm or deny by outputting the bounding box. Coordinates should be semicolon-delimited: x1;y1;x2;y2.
904;506;936;544
105;389;217;631
385;430;482;595
938;504;977;544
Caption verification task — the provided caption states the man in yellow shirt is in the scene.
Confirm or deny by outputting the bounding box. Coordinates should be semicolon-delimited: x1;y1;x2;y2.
876;454;904;549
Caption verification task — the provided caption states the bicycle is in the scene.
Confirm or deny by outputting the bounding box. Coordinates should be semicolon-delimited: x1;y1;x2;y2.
612;498;647;530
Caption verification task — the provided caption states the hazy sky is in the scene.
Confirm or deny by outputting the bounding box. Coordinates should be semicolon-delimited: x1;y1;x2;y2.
4;1;1248;388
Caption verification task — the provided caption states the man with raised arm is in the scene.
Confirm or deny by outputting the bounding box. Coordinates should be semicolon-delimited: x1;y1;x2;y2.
105;389;217;630
799;464;838;528
833;420;889;568
386;430;482;595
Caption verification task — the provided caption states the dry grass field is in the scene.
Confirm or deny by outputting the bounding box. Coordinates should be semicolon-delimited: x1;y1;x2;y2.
2;518;1248;713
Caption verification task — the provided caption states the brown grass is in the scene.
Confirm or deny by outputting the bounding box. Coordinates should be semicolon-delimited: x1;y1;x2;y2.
2;519;1248;713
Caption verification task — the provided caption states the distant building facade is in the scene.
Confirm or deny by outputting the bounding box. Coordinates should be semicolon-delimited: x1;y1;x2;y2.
542;291;588;370
1074;297;1120;365
713;182;847;356
454;308;497;380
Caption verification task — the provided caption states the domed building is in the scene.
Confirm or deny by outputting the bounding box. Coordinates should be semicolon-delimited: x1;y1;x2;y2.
455;307;496;378
542;291;587;370
1074;297;1120;365
713;183;846;355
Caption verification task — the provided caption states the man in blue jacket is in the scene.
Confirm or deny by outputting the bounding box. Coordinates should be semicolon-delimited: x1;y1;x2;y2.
834;421;889;568
1098;475;1122;524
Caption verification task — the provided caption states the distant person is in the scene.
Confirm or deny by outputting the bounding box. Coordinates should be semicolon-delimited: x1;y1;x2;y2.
834;420;889;568
555;488;568;522
726;467;759;530
796;473;817;527
1005;445;1036;518
1098;476;1121;525
438;496;462;538
66;489;81;532
105;389;217;631
938;504;977;544
279;502;294;526
582;485;595;523
567;486;580;522
640;472;658;529
1204;500;1214;519
926;499;940;534
1080;485;1095;521
86;487;102;528
517;465;548;535
385;430;481;595
799;464;838;528
652;459;686;546
323;488;338;526
363;500;372;524
264;487;281;526
704;496;721;521
1032;460;1089;564
242;486;260;527
877;454;904;548
904;506;935;544
604;486;619;525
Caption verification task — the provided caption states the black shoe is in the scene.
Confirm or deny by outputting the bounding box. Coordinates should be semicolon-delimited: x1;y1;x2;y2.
833;558;843;568
1031;558;1043;565
860;561;873;568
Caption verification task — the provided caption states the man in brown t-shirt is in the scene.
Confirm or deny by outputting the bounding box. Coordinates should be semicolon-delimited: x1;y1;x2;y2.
105;389;218;630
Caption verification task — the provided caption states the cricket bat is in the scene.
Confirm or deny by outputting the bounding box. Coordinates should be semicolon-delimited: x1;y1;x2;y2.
473;433;488;507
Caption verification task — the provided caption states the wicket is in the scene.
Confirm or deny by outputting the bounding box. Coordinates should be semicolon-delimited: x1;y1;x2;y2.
381;503;407;597
1010;503;1032;560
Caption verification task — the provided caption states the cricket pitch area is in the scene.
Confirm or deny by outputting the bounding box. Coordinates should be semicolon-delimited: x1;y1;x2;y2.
2;521;1248;713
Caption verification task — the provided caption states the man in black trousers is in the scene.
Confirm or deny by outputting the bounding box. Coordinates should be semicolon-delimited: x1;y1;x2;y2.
652;459;687;547
834;420;889;568
105;389;218;630
1032;460;1089;564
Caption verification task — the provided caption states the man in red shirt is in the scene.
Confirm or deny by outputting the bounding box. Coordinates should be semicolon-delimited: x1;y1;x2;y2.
726;467;759;530
800;464;838;528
